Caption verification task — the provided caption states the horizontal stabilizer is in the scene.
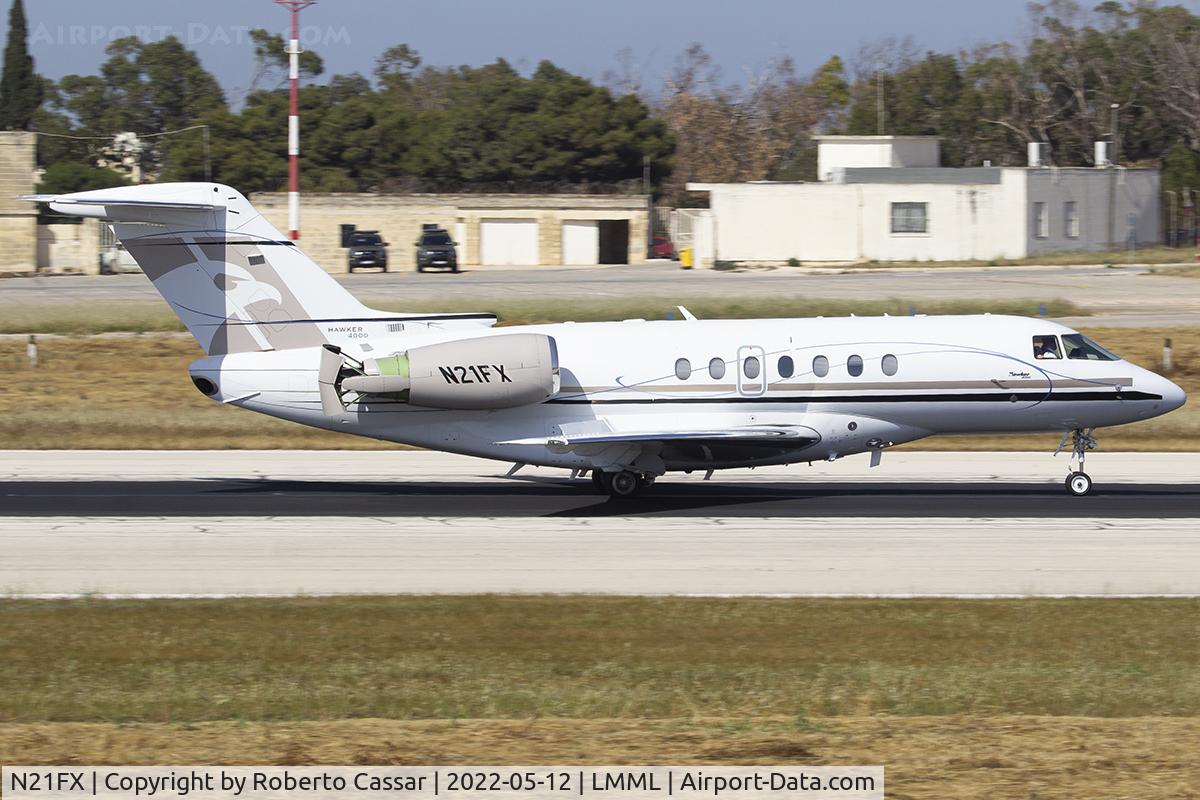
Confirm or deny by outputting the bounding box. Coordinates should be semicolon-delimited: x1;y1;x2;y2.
20;194;218;211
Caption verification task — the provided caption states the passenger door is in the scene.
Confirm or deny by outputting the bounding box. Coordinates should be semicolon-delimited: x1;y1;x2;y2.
736;345;767;397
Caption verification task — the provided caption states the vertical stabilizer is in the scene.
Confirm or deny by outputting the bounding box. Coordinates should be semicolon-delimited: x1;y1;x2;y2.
25;183;377;355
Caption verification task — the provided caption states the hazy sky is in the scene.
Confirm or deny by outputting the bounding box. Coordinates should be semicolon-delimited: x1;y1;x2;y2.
22;0;1183;102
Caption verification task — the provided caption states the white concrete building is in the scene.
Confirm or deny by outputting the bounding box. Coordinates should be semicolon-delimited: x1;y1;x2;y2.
689;136;1160;264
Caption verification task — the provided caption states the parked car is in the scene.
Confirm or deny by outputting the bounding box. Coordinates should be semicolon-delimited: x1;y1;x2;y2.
651;236;677;260
347;230;389;272
99;241;142;274
415;226;458;272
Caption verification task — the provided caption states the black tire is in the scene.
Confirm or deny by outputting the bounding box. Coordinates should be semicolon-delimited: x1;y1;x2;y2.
608;470;642;498
416;265;425;273
1065;471;1092;496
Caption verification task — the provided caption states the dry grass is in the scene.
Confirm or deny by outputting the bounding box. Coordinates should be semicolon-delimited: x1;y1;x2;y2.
1;326;1193;450
2;597;1199;724
0;336;388;449
3;717;1200;799
1151;263;1200;278
843;245;1200;270
0;298;1088;336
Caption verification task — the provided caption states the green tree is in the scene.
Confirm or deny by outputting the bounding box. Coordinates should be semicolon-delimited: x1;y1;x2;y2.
248;28;323;92
0;0;41;129
1162;142;1200;193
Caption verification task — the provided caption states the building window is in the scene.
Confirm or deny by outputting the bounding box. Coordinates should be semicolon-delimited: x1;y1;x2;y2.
847;354;864;377
881;354;898;376
708;357;725;379
1064;201;1079;238
812;355;829;378
743;356;761;380
891;202;928;233
675;358;691;380
778;355;794;378
1033;202;1049;239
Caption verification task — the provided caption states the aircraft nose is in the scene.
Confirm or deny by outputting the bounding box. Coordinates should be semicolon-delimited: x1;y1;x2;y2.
1161;376;1187;412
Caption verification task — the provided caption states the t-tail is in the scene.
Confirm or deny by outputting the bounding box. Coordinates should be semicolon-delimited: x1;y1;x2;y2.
22;183;495;355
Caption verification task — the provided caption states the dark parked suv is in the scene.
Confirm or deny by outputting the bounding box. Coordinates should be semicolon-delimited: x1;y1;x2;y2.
415;226;458;273
347;231;388;272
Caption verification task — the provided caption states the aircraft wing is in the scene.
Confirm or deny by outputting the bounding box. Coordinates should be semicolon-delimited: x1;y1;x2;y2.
498;425;819;449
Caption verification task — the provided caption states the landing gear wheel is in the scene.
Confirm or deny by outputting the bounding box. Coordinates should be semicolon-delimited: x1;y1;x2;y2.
1066;471;1092;496
607;470;642;498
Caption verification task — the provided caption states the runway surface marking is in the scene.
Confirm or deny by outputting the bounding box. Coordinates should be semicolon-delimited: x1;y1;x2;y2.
2;516;1197;598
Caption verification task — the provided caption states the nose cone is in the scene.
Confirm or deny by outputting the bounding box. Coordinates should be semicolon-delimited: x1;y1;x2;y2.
1162;376;1187;412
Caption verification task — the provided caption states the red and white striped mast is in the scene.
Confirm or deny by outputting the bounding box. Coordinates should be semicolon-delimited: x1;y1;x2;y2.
274;0;315;240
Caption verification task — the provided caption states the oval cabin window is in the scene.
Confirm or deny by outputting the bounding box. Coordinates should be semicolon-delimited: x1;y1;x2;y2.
675;358;691;380
778;355;794;378
743;356;761;379
709;357;726;379
812;355;829;378
882;354;898;376
847;355;864;377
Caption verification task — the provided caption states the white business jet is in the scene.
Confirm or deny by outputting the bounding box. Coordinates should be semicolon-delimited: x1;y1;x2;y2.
24;184;1186;498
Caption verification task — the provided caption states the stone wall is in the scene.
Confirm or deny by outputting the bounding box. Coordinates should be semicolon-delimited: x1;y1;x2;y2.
0;132;36;274
250;192;649;273
38;221;102;274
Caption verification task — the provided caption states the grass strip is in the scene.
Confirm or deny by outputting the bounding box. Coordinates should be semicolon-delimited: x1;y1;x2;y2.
1;596;1198;723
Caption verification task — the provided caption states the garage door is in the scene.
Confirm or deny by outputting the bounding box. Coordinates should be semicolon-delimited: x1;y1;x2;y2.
480;219;538;266
562;221;599;265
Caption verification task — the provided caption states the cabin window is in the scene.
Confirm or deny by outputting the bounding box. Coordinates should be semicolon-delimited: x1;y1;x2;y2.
778;355;794;378
1032;335;1062;359
847;354;864;377
675;358;692;380
709;357;726;379
812;355;829;377
1062;333;1119;361
743;356;761;380
882;354;898;376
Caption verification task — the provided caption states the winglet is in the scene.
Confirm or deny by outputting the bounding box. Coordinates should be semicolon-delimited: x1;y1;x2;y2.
676;305;698;321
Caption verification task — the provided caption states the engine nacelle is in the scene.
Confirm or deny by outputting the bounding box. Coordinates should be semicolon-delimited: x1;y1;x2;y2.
340;333;559;410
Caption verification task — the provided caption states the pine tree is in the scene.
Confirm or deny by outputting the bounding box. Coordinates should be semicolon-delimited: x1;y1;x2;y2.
0;0;42;130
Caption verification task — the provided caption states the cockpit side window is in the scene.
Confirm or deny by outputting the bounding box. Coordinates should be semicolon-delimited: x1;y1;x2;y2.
1032;335;1062;360
1062;333;1120;361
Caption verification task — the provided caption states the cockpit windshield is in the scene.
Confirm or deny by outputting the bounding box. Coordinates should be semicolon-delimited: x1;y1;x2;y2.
1062;333;1120;361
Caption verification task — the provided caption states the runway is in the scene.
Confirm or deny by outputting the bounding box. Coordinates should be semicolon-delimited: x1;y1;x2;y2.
3;477;1198;517
1;451;1196;597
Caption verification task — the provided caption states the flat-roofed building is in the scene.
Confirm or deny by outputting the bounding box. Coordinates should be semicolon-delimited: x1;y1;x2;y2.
688;136;1160;264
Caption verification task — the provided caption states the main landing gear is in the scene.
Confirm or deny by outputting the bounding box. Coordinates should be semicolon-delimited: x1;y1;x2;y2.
1057;427;1098;496
591;469;655;498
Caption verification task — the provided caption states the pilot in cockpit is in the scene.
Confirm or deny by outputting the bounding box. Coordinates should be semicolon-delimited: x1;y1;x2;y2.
1033;335;1061;359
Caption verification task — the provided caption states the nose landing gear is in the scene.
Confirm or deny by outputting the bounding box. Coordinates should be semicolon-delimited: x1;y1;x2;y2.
1056;427;1098;496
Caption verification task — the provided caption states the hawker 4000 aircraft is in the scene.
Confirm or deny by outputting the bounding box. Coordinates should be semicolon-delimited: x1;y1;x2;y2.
25;183;1186;497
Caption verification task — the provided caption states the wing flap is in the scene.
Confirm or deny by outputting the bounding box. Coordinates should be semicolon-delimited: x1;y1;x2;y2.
499;426;820;448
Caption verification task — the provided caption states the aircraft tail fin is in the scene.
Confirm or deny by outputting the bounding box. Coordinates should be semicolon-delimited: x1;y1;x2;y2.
22;183;494;355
